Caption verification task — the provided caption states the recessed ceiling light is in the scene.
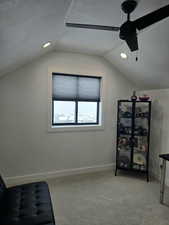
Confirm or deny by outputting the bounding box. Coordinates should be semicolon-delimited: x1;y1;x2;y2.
42;42;51;48
120;53;127;59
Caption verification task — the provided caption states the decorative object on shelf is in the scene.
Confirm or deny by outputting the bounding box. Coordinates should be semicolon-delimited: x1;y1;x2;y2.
133;153;146;166
139;94;150;101
115;100;151;181
131;90;137;101
119;155;130;168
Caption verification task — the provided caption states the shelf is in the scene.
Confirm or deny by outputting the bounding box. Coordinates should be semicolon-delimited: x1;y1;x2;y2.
132;167;146;172
118;100;151;103
116;166;148;173
116;100;151;181
135;116;148;119
134;134;148;137
133;150;147;154
120;116;148;119
118;132;148;136
118;148;131;152
119;133;132;136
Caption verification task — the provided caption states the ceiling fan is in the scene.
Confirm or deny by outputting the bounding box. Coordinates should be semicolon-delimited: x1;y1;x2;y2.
65;0;169;52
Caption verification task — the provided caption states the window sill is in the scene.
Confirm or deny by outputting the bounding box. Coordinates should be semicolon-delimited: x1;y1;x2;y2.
48;124;104;133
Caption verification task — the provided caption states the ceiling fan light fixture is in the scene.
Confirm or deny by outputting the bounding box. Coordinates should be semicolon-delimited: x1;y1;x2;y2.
120;53;128;59
42;42;51;48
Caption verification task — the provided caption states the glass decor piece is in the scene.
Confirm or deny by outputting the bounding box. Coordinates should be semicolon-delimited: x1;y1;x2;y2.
115;100;151;181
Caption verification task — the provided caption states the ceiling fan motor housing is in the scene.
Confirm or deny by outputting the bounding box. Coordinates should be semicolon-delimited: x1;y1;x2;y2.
121;0;138;14
119;21;136;40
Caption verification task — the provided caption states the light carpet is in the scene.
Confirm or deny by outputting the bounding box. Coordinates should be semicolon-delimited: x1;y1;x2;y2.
47;171;169;225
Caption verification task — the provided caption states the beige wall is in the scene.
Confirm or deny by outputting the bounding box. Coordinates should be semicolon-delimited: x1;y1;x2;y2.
0;51;134;179
139;89;169;185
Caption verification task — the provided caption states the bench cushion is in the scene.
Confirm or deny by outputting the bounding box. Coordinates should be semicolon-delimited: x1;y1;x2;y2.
2;182;55;225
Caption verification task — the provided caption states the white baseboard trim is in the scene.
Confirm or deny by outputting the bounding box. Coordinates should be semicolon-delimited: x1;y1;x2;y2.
150;170;169;187
165;178;169;187
5;163;115;186
150;170;159;181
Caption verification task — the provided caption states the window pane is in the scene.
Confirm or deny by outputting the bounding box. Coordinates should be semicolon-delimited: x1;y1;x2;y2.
53;101;75;124
78;102;98;123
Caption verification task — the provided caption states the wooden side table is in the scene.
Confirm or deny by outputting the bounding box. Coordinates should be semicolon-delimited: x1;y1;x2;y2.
159;154;169;204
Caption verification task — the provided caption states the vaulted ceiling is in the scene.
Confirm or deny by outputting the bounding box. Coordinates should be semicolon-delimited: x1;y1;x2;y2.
0;0;169;89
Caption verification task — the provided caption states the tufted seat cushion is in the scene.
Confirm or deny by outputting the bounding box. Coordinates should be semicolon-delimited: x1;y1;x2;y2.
1;181;55;225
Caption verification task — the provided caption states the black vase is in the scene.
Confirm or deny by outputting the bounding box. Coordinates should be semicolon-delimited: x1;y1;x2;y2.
131;91;137;101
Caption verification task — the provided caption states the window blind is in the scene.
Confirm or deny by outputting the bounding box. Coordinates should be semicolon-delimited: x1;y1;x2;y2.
52;74;101;101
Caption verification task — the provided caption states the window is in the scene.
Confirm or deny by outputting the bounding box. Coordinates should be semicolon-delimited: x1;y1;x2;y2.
52;73;101;126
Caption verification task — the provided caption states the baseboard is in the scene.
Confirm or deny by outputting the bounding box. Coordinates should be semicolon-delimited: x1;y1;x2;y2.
150;170;159;181
165;178;169;187
150;170;169;187
5;163;115;186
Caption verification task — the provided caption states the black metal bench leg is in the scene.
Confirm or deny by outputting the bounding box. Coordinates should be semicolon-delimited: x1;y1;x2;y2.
147;171;149;182
160;159;166;204
115;167;118;176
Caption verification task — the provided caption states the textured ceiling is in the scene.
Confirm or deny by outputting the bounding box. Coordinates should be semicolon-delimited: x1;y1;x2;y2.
0;0;169;89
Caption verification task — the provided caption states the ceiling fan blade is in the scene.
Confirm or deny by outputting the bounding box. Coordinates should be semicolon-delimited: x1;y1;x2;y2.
65;22;120;31
125;34;138;52
134;4;169;30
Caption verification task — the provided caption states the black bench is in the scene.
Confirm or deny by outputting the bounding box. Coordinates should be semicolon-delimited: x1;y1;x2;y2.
0;175;55;225
159;154;169;204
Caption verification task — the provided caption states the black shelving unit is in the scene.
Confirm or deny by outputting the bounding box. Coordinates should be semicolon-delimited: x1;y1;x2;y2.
115;100;151;181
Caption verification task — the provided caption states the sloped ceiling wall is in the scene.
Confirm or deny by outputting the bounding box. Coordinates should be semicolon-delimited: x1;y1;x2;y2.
0;0;169;89
104;17;169;89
